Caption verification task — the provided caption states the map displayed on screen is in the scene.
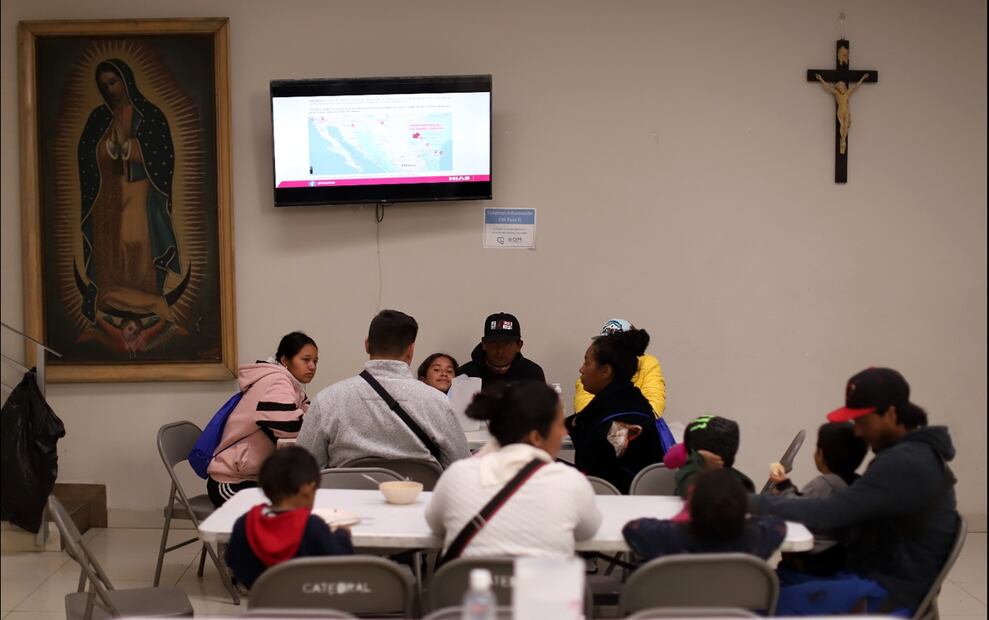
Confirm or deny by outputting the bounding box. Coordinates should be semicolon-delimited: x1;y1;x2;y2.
273;92;489;188
309;113;453;175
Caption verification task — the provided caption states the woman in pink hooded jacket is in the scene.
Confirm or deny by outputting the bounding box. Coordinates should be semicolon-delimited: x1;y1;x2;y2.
207;332;318;506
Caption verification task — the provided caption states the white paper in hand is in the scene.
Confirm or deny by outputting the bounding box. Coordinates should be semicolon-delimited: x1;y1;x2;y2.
312;508;360;528
447;375;483;431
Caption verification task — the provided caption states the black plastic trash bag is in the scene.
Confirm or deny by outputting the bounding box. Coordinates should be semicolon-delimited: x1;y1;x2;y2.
1;369;65;533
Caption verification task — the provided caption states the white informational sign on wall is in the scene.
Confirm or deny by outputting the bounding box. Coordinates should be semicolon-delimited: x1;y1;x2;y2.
483;208;536;249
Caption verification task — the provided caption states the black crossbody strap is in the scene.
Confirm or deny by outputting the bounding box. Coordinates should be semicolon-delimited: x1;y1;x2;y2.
437;458;546;567
360;370;442;462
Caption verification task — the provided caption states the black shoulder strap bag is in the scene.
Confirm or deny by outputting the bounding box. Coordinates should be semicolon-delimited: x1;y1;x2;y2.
360;370;443;463
436;458;546;568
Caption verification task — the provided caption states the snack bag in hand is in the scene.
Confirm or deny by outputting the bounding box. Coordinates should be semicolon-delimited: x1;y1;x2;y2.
606;421;643;457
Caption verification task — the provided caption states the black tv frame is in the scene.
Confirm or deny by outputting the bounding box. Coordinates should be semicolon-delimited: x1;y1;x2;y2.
270;74;492;206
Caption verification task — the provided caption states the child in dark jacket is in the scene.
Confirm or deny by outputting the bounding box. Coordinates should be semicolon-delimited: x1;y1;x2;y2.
769;422;867;498
226;446;352;589
768;422;868;575
673;415;755;498
623;469;785;563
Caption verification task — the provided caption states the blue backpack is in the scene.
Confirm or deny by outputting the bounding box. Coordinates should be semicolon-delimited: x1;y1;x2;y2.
188;392;244;479
655;416;677;453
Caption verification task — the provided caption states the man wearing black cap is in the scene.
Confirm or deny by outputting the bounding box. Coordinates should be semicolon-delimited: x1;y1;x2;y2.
749;367;959;616
457;313;546;388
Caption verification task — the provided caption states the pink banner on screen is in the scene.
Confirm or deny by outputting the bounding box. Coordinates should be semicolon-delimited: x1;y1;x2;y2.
278;175;490;188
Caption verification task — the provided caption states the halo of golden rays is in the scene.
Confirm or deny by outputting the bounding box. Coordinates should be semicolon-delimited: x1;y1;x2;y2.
51;39;209;337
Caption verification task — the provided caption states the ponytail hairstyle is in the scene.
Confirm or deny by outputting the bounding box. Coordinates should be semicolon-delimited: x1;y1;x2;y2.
466;381;559;447
275;331;317;364
689;469;747;541
896;402;929;430
626;327;650;356
589;328;649;384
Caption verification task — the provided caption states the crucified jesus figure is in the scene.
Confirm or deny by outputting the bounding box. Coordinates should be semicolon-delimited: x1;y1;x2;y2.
815;72;869;154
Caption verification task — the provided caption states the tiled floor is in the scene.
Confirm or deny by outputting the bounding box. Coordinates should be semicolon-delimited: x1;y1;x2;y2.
1;528;986;618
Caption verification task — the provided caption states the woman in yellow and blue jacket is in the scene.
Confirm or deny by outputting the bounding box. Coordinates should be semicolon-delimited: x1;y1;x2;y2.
573;319;666;418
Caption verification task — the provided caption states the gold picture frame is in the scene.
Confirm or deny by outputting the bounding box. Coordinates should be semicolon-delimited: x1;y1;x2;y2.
18;18;236;382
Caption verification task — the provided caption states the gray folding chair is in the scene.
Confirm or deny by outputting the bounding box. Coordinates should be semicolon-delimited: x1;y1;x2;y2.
323;463;429;605
586;475;622;495
423;606;512;619
320;464;424;595
249;555;415;617
585;475;625;578
913;514;968;620
319;467;403;489
620;553;779;615
48;496;194;620
630;463;678;495
154;420;240;604
760;430;806;493
343;456;443;490
626;607;759;618
429;556;593;618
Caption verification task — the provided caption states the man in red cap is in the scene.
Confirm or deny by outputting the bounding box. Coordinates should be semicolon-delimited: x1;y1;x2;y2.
749;367;959;616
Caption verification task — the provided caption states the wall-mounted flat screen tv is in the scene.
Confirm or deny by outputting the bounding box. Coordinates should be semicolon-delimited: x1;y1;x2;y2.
271;74;491;206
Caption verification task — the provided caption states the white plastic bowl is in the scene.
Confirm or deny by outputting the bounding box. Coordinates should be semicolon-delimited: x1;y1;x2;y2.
379;480;423;505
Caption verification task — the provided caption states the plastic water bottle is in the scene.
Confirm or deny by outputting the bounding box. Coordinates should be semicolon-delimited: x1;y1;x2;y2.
461;568;496;620
551;382;565;416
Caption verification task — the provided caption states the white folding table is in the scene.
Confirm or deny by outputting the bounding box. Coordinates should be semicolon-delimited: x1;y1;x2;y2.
197;488;814;553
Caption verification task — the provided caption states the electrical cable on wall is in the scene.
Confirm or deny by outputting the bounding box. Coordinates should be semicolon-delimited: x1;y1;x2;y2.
375;202;387;310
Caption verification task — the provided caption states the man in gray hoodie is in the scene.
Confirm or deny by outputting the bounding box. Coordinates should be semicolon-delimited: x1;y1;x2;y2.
750;367;958;616
296;310;469;470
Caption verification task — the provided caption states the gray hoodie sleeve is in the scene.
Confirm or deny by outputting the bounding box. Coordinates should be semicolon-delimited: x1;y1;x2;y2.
799;474;845;499
295;397;330;469
775;473;844;499
431;399;471;467
750;443;944;532
773;479;801;498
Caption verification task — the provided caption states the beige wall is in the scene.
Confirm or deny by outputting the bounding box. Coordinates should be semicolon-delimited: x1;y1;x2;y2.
2;0;986;526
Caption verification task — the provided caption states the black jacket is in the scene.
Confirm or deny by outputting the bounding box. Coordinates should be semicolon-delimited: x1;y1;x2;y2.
674;450;755;498
750;426;958;610
457;343;546;388
623;515;787;564
226;512;353;588
0;370;65;533
565;380;664;493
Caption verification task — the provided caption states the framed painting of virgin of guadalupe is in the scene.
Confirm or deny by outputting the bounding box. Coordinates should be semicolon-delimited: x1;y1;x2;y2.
18;19;236;382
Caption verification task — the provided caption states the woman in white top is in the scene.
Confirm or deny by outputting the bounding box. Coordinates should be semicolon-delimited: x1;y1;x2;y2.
425;382;602;557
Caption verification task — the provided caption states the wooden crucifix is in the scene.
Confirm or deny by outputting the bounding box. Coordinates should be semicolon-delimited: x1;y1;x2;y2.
807;39;879;183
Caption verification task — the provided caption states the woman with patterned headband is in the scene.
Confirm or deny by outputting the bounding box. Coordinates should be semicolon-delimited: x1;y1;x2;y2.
573;319;666;418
